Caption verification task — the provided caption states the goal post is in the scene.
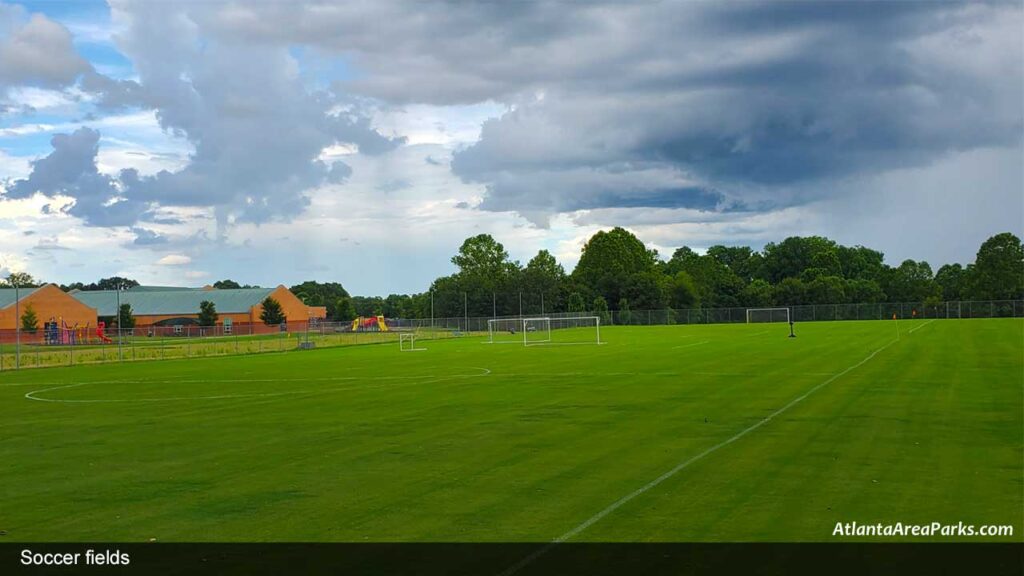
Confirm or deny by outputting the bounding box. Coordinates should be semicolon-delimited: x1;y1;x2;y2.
487;318;524;344
521;317;552;345
746;307;790;323
488;316;602;345
526;316;601;346
399;333;425;351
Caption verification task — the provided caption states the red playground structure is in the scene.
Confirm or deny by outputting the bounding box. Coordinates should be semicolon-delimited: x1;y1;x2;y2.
96;321;113;344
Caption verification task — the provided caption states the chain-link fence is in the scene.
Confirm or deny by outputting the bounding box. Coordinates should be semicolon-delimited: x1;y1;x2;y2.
0;300;1019;372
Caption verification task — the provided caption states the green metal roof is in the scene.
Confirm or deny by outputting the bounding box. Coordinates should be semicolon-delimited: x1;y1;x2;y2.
71;288;276;317
0;286;42;310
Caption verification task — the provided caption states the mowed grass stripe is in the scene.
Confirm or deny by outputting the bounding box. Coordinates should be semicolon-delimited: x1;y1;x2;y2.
0;320;1019;541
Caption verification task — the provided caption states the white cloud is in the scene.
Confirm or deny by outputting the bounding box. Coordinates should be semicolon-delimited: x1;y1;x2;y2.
155;253;190;266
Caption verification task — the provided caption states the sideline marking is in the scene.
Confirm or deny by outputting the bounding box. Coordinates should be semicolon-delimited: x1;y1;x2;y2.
670;340;710;350
908;319;937;334
24;368;491;404
498;338;900;576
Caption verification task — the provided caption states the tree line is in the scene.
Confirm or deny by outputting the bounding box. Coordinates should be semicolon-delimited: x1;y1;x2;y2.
283;229;1023;320
3;230;1020;321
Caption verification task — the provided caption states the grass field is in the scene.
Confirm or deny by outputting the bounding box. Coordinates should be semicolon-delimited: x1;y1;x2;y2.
1;318;1020;542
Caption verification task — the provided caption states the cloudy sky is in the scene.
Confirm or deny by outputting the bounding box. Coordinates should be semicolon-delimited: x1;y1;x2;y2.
0;0;1021;295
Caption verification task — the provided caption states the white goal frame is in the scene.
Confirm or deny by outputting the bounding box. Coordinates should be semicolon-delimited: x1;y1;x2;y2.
399;333;425;351
487;316;602;345
746;307;790;323
521;317;552;345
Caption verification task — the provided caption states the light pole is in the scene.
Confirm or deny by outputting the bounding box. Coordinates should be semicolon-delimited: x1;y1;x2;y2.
14;279;20;370
463;292;468;332
116;287;123;361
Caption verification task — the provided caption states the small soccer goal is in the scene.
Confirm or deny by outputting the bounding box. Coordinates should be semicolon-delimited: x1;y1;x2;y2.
399;333;425;351
746;307;791;323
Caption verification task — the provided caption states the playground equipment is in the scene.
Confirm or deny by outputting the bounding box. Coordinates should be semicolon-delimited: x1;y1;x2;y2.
96;321;113;344
350;315;389;332
43;318;92;345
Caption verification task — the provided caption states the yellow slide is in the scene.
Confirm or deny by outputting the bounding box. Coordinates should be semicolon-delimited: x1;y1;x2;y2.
376;315;388;331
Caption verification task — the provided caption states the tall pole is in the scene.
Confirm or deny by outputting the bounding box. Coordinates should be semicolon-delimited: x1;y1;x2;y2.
14;281;20;370
519;291;522;318
430;291;434;330
116;288;123;362
463;292;468;332
492;292;496;320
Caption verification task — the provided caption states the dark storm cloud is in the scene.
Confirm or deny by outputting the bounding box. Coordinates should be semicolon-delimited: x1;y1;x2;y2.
203;0;1019;223
11;0;1020;230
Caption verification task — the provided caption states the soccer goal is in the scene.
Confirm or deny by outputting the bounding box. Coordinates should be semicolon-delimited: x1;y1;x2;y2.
488;316;602;345
527;316;602;346
746;307;791;323
487;318;525;344
399;333;425;351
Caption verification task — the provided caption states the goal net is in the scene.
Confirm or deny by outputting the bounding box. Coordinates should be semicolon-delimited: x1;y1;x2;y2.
746;307;790;323
488;318;525;344
488;316;602;345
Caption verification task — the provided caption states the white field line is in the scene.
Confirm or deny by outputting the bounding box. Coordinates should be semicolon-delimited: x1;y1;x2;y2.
747;330;770;337
23;369;491;404
670;340;710;350
498;337;899;576
908;319;938;334
489;371;838;379
8;369;491;389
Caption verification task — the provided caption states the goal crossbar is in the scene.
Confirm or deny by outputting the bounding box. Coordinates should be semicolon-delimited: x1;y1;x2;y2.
488;316;602;345
746;307;790;323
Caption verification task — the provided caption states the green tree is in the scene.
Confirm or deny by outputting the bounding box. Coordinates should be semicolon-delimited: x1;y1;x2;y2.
883;260;940;302
670;271;701;309
665;247;743;307
807;275;847;304
622;270;670;310
617;297;631;325
452;234;518;279
289;281;351;319
197;300;218;326
592;295;610;324
573;227;657;306
118;303;136;330
761;236;841;283
260;297;286;325
522;250;566;312
706;245;762;283
2;271;39;288
967;233;1024;300
567;292;587;314
739;279;773;307
20;303;38;333
934;264;966;301
334;295;357;321
773;277;808;305
845;279;885;303
213;279;242;289
95;276;139;291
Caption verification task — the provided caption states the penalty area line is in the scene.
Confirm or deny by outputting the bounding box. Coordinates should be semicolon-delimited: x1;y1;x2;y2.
907;319;937;334
497;337;900;576
670;340;709;350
